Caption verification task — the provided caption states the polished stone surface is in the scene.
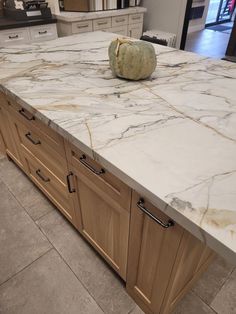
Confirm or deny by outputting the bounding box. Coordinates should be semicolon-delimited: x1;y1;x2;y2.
0;31;235;264
0;156;235;314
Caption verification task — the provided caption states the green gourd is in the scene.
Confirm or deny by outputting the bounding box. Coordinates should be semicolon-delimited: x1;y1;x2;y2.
108;38;157;81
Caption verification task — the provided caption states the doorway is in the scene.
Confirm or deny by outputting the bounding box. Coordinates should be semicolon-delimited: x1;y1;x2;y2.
184;0;235;59
206;0;234;26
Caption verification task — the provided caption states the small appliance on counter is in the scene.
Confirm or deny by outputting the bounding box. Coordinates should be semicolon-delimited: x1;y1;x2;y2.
3;0;52;20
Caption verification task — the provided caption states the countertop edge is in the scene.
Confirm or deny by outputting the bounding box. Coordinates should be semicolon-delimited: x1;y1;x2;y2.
1;84;235;265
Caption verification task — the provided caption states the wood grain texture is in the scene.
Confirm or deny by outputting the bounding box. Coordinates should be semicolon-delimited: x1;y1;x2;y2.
127;191;214;314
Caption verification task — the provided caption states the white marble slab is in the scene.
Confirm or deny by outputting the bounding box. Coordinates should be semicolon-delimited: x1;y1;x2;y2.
55;7;147;22
0;31;236;264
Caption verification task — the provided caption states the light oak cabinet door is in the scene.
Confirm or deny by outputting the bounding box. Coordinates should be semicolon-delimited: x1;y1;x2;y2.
0;95;24;168
127;192;184;314
127;192;214;314
66;144;131;280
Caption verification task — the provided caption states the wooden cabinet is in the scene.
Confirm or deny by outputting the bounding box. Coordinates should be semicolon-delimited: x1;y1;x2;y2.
0;24;57;46
127;192;214;314
66;143;131;280
56;8;146;39
0;93;24;168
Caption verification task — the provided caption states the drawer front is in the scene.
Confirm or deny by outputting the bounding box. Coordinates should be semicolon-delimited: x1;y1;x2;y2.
128;13;143;25
93;17;111;30
13;117;67;183
128;23;143;39
72;20;93;34
6;97;64;156
106;25;128;36
66;143;131;211
111;15;128;27
29;24;58;42
23;150;75;222
0;28;30;45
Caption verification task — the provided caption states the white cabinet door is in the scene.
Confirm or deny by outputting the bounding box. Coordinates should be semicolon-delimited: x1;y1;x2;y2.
29;24;58;42
128;23;143;39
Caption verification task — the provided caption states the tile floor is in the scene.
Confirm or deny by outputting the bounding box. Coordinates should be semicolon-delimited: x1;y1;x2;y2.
0;154;236;314
185;28;231;59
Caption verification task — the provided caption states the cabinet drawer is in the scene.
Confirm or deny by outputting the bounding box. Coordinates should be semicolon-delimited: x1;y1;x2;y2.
29;24;58;42
0;28;30;45
72;20;93;34
23;150;75;222
111;15;128;27
106;25;128;36
93;17;111;30
6;98;64;156
128;13;143;25
128;23;143;39
13;117;67;183
66;143;131;211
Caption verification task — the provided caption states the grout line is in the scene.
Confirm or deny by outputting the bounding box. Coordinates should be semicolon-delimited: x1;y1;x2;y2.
1;177;105;312
36;221;106;314
0;248;53;288
191;290;218;314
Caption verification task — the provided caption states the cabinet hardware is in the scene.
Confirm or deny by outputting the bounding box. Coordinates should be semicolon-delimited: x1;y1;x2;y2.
97;21;108;25
79;154;105;175
9;35;19;39
66;172;75;193
19;108;35;121
116;18;125;23
77;24;89;28
38;30;47;34
132;16;141;20
137;199;174;228
25;132;41;145
36;169;50;182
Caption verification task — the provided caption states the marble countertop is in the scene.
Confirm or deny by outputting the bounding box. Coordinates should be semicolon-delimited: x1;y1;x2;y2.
55;7;146;22
0;31;235;264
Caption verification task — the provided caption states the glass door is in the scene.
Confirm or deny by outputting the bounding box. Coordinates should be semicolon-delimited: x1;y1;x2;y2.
206;0;234;26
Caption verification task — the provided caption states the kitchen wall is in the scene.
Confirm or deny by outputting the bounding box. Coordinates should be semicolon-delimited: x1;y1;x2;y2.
141;0;188;48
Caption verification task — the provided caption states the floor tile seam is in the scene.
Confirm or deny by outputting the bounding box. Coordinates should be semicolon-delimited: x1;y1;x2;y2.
209;267;236;307
1;175;104;312
191;290;218;314
35;223;106;314
2;179;55;241
0;247;53;288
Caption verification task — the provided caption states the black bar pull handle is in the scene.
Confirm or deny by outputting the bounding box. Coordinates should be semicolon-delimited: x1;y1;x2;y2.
79;154;105;176
36;169;50;182
25;132;41;145
67;172;75;193
137;199;174;229
19;108;35;121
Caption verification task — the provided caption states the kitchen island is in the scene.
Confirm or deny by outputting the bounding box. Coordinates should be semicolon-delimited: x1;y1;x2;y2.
0;31;235;313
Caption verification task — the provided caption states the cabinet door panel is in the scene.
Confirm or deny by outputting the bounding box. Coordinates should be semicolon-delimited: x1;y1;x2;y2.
74;170;129;280
127;192;184;314
0;101;24;168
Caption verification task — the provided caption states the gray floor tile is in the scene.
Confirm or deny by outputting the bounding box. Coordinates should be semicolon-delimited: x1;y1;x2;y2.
0;158;55;220
37;210;136;314
173;291;216;314
192;255;234;305
0;181;51;285
211;268;236;314
0;249;103;314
